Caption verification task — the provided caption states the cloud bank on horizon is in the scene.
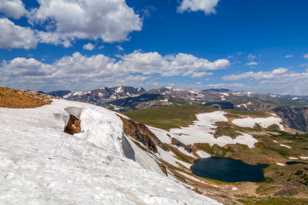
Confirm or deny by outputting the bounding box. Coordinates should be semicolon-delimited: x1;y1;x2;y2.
0;0;308;95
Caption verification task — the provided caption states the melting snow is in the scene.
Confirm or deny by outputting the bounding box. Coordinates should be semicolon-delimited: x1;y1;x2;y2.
279;144;291;149
276;163;286;166
148;126;172;144
169;111;257;148
232;116;284;130
196;151;211;158
0;99;222;205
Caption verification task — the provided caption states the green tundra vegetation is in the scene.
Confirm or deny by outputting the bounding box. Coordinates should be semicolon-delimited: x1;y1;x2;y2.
125;103;215;130
126;104;308;203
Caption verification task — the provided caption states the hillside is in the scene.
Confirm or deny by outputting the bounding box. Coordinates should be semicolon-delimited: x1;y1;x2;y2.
126;104;308;204
48;87;308;132
0;93;221;205
0;87;51;108
2;87;308;205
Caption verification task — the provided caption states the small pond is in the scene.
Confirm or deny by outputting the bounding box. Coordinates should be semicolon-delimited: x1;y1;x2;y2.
191;157;268;182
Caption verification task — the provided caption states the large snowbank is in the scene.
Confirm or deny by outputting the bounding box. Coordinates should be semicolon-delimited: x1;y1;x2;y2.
0;99;221;205
232;116;284;130
169;111;257;148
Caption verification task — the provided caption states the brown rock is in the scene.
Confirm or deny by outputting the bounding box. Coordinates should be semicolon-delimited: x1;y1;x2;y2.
0;87;51;108
120;116;159;153
64;114;81;135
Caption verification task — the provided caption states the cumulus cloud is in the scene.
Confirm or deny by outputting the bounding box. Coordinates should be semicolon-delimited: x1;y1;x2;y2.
245;54;258;66
31;0;142;44
222;67;308;95
223;67;289;81
246;61;258;66
178;0;220;15
0;0;142;49
36;31;72;47
83;43;95;51
119;51;229;76
0;0;27;19
0;18;37;49
0;51;229;90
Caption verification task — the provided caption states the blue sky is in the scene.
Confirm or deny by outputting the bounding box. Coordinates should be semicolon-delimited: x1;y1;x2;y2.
1;0;308;95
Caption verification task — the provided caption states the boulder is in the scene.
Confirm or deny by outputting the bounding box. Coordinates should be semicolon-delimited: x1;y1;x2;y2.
64;114;81;135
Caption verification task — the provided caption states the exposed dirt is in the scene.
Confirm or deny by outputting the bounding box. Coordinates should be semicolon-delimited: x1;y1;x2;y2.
120;116;160;153
0;87;51;108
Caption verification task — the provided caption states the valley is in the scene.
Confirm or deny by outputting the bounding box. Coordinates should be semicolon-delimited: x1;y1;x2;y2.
121;94;308;205
1;87;308;205
2;1;308;204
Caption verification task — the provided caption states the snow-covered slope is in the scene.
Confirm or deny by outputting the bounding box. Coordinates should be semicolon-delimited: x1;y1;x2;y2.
0;99;221;205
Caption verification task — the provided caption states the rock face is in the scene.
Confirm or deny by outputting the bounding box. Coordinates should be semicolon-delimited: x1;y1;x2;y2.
120;116;159;153
0;87;51;108
273;106;308;132
64;114;81;135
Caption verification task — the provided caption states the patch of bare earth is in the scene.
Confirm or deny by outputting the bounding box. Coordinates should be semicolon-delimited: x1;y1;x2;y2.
0;87;51;108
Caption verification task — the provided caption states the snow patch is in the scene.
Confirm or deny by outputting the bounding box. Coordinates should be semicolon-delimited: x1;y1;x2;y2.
148;126;172;144
279;144;291;149
169;111;257;148
276;163;286;166
232;116;284;130
196;151;211;158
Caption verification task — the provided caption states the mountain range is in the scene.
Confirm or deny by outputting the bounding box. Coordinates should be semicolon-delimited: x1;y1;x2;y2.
47;86;308;132
1;86;308;204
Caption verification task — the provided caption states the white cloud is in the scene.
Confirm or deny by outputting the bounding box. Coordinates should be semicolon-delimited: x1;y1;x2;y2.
272;67;288;74
223;67;289;81
83;43;95;51
304;54;308;59
222;67;308;95
246;54;258;66
0;18;37;49
119;51;230;76
116;45;124;51
191;71;210;78
0;0;142;49
0;0;27;19
246;61;258;66
178;0;220;15
0;51;229;90
31;0;142;44
36;31;72;47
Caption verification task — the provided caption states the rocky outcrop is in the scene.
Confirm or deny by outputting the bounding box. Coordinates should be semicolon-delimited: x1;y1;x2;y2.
273;106;308;132
120;116;159;153
64;107;82;135
64;114;81;135
171;137;192;153
0;87;51;108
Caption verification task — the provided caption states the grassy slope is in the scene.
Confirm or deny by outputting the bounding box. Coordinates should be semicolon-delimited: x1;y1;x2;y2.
125;104;215;130
126;104;308;203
